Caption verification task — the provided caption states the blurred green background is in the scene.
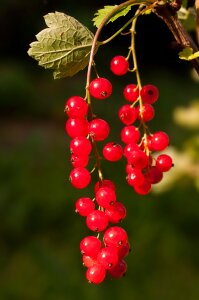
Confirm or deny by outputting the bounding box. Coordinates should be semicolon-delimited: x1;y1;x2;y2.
0;1;199;299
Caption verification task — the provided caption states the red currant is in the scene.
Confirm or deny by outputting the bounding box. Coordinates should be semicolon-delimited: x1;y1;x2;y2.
137;103;155;122
121;125;141;144
103;142;123;162
103;226;128;248
126;149;148;169
156;154;173;172
123;84;139;102
75;197;95;216
94;179;116;193
86;210;109;232
86;264;106;284
83;255;97;268
105;202;126;223
89;77;112;100
69;167;91;189
89;118;110;141
110;56;129;76
150;131;169;151
80;236;102;257
96;187;117;209
70;136;92;156
97;247;119;269
65;118;89;138
145;166;163;184
108;260;127;278
140;84;159;104
71;155;89;168
118;105;138;125
133;178;151;195
65;96;88;118
127;168;145;187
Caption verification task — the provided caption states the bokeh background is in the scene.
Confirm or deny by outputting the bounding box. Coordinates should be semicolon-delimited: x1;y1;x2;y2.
0;0;199;299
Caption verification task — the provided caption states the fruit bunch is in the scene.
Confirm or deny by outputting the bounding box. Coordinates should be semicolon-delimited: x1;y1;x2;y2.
64;54;173;284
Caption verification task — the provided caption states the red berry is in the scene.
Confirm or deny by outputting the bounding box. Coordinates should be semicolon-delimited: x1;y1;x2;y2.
71;155;89;168
69;167;91;189
110;56;129;76
127;168;145;187
70;136;92;156
86;264;106;284
86;210;109;232
118;242;131;259
145;166;163;184
83;255;97;268
134;178;151;195
105;202;126;223
89;77;112;100
150;131;169;151
108;260;127;278
94;179;116;193
140;84;159;104
75;197;95;216
123;143;140;158
65;96;88;118
80;236;102;257
96;187;117;209
97;247;119;269
89;118;110;141
65;118;89;138
103;142;123;162
156;154;173;172
137;103;155;122
126;149;148;169
103;226;128;248
123;84;139;102
118;105;138;125
121;125;141;144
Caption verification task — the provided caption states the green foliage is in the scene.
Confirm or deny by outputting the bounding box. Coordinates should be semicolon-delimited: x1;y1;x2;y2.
92;5;132;28
179;47;199;61
28;12;97;79
177;6;196;32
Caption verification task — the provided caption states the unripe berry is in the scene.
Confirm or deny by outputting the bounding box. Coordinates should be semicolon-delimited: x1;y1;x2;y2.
89;77;112;100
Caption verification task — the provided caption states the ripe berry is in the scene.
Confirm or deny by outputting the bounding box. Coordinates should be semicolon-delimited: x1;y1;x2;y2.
80;236;102;257
103;142;123;162
86;264;106;284
127;168;145;187
118;105;138;125
103;226;128;248
137;103;155;122
89;77;112;100
140;84;159;104
145;166;163;184
118;242;131;259
133;178;151;195
65;96;88;118
71;155;89;168
123;142;140;158
156;154;173;172
121;125;141;144
110;56;129;76
97;247;119;269
75;197;95;216
150;131;169;151
123;84;139;102
96;187;116;209
94;179;116;193
82;255;97;268
86;210;109;232
65;118;89;138
105;202;126;223
69;167;91;189
70;136;92;156
89;118;110;141
108;260;127;278
126;149;148;169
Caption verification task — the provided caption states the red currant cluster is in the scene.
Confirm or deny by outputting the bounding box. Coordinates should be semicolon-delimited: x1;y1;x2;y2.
64;54;173;284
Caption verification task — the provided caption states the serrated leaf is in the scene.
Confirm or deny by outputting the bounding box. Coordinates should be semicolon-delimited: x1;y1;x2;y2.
28;12;98;79
179;47;199;61
93;5;132;28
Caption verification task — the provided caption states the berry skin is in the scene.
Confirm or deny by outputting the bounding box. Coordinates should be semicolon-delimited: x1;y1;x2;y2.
108;260;127;278
70;136;92;156
80;236;102;257
118;105;138;125
105;202;126;224
156;154;173;172
65;96;88;118
118;242;131;259
126;149;148;169
83;255;97;268
65;118;89;138
140;84;159;104
97;247;119;270
137;103;155;122
127;168;145;187
145;166;163;184
96;187;117;209
86;264;106;284
86;210;109;232
69;167;91;189
103;142;123;162
71;155;89;168
89;118;110;141
94;179;116;193
121;125;141;144
89;77;112;100
123;84;139;102
150;131;169;151
110;56;129;76
75;197;95;216
103;226;128;248
133;178;151;195
123;143;140;158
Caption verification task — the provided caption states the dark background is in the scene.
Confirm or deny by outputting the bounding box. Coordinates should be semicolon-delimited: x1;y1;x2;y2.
0;1;199;300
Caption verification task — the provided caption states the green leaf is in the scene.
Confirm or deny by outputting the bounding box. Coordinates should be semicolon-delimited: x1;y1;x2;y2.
177;6;196;32
28;12;97;79
93;5;132;28
179;47;199;61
